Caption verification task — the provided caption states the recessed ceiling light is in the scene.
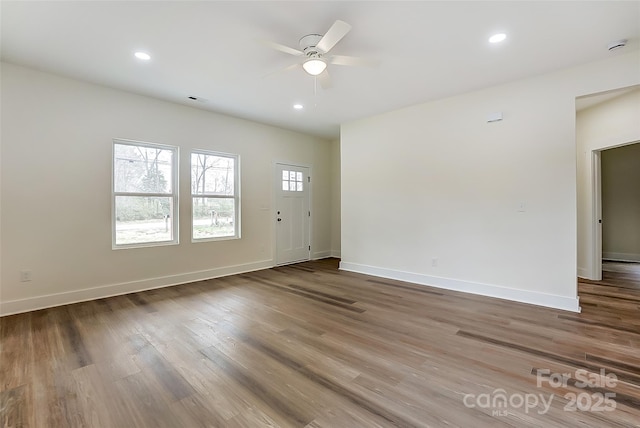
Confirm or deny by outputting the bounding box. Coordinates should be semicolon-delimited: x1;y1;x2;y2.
489;33;507;44
134;52;151;60
293;104;304;110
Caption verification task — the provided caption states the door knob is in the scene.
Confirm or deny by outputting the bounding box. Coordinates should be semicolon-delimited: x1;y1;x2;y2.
277;218;282;222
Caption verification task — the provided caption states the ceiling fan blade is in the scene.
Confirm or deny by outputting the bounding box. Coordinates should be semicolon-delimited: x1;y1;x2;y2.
318;70;332;89
330;55;379;67
260;39;304;56
317;20;351;53
262;62;300;79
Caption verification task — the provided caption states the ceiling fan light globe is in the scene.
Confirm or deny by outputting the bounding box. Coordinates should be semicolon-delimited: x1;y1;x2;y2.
302;59;327;76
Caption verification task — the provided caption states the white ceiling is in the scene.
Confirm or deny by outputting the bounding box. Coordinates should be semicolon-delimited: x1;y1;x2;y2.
2;1;639;139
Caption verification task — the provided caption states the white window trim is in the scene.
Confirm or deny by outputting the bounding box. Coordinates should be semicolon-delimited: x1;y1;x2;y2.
190;149;241;243
112;138;179;249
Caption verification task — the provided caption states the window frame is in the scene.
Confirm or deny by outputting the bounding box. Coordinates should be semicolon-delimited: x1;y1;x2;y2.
112;138;179;249
190;149;241;243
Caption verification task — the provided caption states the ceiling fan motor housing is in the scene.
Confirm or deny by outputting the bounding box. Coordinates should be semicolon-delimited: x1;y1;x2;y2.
299;34;324;56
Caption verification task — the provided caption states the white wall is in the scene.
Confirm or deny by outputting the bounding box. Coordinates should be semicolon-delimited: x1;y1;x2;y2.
577;88;640;278
341;52;640;312
0;62;333;315
601;143;640;262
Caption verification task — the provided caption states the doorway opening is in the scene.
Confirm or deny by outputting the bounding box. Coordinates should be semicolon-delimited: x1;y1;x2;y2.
596;142;640;281
576;85;640;283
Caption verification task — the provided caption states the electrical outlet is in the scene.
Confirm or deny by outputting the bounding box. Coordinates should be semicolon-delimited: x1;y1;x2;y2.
20;270;32;282
431;258;438;267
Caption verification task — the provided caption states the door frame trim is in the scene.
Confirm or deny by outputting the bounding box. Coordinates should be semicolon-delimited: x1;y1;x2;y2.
591;150;602;281
272;161;312;265
590;140;640;280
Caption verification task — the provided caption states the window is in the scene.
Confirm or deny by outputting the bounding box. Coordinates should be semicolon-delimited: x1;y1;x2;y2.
282;169;304;192
191;150;240;241
112;140;178;248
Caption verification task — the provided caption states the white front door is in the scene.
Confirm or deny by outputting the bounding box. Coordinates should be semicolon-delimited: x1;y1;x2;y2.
276;163;310;265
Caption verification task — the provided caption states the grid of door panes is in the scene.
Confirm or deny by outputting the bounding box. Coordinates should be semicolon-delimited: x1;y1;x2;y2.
282;170;304;192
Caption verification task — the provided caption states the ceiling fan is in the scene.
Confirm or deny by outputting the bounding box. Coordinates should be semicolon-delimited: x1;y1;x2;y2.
262;20;376;88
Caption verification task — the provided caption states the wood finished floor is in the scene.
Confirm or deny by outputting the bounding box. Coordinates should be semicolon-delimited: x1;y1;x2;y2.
1;259;639;427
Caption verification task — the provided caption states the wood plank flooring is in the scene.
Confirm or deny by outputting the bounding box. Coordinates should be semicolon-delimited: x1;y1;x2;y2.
1;258;639;427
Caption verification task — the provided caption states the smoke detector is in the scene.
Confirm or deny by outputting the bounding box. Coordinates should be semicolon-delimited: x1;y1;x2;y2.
607;39;627;51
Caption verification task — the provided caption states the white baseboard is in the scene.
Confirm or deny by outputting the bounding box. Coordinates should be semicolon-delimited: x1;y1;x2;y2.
0;259;273;316
602;252;640;263
312;250;332;260
2;258;583;316
339;261;581;313
312;250;341;260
